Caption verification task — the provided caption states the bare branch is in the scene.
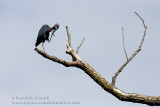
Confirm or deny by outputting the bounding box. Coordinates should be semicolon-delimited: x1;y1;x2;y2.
34;48;78;67
74;59;160;106
111;12;147;86
111;49;141;86
122;27;128;60
35;13;160;106
35;48;160;106
66;26;72;48
76;37;85;54
65;27;82;61
134;12;147;29
134;12;147;49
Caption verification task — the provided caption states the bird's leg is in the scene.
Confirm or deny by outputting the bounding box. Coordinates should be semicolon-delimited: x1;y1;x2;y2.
42;42;45;52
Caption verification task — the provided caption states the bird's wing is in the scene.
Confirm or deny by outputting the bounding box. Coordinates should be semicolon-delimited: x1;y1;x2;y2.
35;25;50;46
38;25;50;38
35;36;44;47
45;32;50;41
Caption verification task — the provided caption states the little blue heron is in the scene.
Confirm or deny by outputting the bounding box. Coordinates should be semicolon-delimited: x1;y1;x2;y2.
35;24;59;52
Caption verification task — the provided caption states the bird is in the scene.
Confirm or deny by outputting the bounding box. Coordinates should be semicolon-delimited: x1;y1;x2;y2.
35;24;59;52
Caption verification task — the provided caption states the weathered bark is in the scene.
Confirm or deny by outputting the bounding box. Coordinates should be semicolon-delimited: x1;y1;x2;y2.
35;13;160;106
35;47;160;106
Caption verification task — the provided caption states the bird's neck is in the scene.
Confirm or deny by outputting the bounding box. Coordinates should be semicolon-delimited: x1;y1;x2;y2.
46;27;55;33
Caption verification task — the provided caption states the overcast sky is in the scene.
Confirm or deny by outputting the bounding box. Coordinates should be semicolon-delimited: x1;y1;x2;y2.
0;0;160;107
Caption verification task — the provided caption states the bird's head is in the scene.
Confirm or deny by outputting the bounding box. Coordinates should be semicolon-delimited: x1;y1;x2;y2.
53;24;59;30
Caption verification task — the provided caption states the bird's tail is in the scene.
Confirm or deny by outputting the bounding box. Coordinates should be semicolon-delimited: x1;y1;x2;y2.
35;42;38;47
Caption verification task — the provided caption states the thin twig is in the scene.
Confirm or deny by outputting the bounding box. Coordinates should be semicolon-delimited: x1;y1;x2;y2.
111;12;147;86
134;12;147;29
134;12;147;49
66;26;72;48
76;37;85;54
122;27;128;60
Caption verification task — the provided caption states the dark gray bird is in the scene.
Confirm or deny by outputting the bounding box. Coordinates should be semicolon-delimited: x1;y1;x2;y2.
35;24;59;52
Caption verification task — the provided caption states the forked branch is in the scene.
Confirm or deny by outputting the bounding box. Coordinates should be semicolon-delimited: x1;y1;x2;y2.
35;13;160;106
111;12;147;86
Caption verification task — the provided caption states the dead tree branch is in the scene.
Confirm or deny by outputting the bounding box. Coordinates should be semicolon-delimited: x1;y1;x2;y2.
122;27;128;60
35;13;160;106
34;48;78;67
111;12;147;86
76;37;85;54
66;26;72;48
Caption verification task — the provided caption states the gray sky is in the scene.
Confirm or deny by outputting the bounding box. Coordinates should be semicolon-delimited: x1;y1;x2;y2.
0;0;160;107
